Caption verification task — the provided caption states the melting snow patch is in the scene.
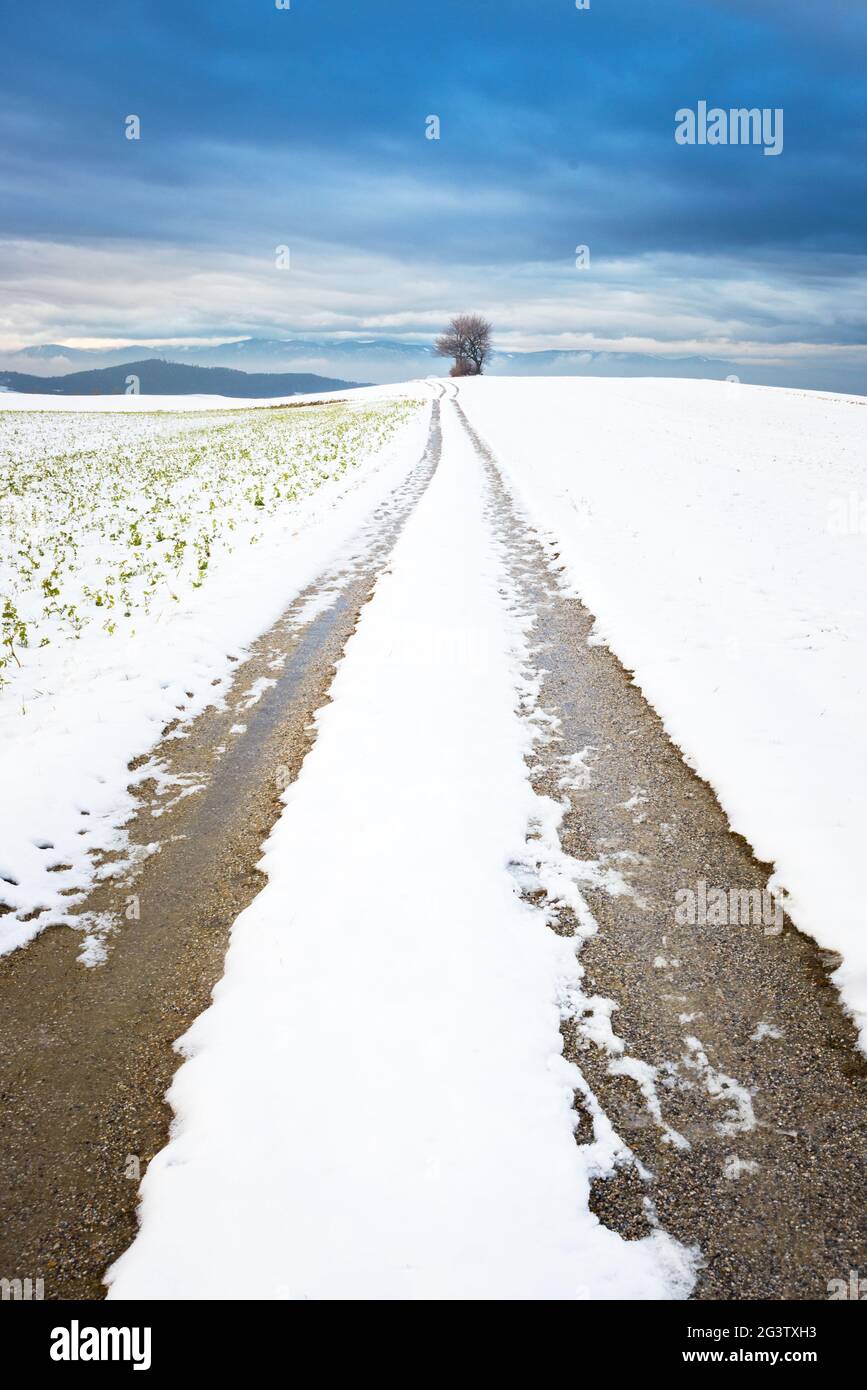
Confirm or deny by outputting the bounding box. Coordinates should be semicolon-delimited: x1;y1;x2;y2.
557;745;597;793
238;677;276;711
621;787;649;812
751;1022;784;1042
608;1055;691;1152
75;911;119;967
682;1036;757;1136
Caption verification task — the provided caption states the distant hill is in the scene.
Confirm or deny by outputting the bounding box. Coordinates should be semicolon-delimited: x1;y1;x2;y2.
0;338;757;390
0;338;437;374
0;358;363;398
1;336;861;395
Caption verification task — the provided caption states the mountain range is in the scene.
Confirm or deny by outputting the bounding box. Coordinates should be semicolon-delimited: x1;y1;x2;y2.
0;336;861;395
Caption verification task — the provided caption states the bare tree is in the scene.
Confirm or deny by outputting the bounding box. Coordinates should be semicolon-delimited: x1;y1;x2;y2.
435;314;493;376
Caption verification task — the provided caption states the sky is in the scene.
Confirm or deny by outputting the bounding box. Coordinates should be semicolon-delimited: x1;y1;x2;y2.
1;0;866;383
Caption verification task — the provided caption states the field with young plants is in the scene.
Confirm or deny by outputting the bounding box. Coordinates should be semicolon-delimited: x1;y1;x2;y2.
0;392;428;950
0;398;420;683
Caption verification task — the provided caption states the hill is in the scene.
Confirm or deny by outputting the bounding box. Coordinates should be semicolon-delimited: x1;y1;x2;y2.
0;358;363;398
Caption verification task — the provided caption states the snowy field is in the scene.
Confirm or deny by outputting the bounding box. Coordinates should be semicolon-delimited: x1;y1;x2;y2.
0;391;427;950
457;376;867;1048
0;384;403;414
4;374;865;1298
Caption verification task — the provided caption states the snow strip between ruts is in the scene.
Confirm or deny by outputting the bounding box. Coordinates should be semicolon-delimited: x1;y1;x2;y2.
107;400;695;1300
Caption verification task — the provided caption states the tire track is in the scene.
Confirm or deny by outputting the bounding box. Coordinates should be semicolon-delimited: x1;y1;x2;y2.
0;399;442;1299
452;387;867;1300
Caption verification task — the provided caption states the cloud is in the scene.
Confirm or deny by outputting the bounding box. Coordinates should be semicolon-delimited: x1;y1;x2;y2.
1;237;865;371
1;0;866;375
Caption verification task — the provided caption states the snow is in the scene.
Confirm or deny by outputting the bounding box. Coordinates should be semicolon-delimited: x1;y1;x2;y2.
0;394;428;950
750;1022;784;1043
0;391;280;412
106;398;695;1301
0;383;419;413
11;369;863;1293
456;375;867;1049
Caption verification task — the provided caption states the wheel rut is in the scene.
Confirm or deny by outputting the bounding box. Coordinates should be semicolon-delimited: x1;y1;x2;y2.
454;388;867;1301
0;402;442;1300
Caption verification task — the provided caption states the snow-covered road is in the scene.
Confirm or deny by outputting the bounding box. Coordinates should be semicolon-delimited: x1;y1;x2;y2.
4;377;866;1301
106;394;694;1300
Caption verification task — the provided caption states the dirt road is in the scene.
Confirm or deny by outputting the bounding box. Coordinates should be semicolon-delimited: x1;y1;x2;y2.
1;388;865;1299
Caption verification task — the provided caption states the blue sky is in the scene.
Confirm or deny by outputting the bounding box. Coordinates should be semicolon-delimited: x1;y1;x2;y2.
1;0;866;380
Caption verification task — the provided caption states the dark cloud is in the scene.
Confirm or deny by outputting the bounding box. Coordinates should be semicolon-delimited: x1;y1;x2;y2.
1;0;865;358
